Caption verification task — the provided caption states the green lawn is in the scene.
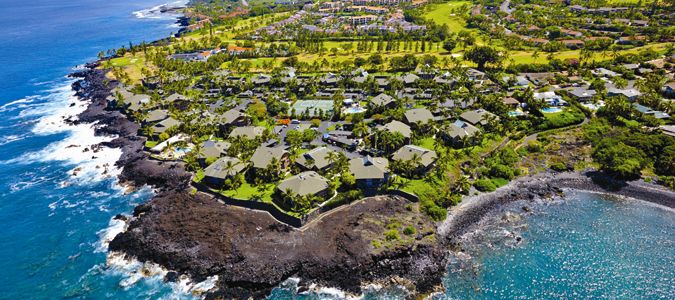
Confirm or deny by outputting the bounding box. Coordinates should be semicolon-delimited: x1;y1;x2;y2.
392;176;435;195
144;140;158;148
222;181;275;202
423;1;472;32
415;137;439;150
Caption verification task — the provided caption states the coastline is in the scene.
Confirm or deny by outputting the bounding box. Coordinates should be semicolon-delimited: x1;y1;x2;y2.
439;171;675;240
69;64;675;297
61;8;675;300
69;66;448;298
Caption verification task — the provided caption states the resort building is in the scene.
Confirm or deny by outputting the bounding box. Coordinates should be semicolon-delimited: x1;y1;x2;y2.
392;145;437;173
349;156;390;189
277;171;330;198
295;147;334;172
203;157;247;186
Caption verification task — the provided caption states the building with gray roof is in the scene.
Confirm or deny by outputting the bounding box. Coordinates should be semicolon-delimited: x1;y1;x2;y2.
277;171;330;197
203;157;247;186
460;109;498;126
392;145;437;172
404;108;434;125
295;146;334;171
250;146;290;170
370;93;397;108
349;156;389;188
229;126;265;139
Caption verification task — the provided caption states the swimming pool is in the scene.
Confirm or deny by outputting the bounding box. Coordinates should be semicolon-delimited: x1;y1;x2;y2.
541;107;563;113
343;107;367;114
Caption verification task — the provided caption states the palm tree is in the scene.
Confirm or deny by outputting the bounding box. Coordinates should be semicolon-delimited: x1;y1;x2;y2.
454;175;471;195
407;153;422;178
353;122;369;138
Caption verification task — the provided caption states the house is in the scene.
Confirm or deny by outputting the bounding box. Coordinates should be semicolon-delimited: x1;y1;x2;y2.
144;109;169;123
524;72;554;86
198;140;231;165
229;126;265;139
593;68;619;77
618;36;647;45
151;117;181;136
203;157;247;186
442;120;481;146
218;109;250;128
378;120;412;143
370;93;397;109
250;146;291;171
607;87;641;100
663;82;675;97
434;72;456;85
396;73;420;85
322;134;358;151
561;39;585;49
404;108;434;126
633;104;670;119
124;94;151;112
503;75;530;88
320;73;340;86
415;65;437;79
534;91;568;106
295;146;334;171
277;171;330;198
392;145;437;173
660;125;675;137
466;68;486;81
502;97;520;109
460;109;498;126
567;87;597;101
251;74;272;85
349;156;390;189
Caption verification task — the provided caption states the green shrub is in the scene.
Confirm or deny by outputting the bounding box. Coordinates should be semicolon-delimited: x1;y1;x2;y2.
550;162;568;172
403;226;416;235
526;140;544;153
474;178;497;192
385;229;400;241
491;177;509;187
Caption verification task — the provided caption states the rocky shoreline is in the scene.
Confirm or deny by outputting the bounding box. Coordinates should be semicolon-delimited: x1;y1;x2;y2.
70;65;675;299
439;171;675;241
69;65;449;298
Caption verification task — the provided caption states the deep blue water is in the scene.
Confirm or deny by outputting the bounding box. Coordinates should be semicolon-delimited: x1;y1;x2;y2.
0;0;194;298
0;1;673;299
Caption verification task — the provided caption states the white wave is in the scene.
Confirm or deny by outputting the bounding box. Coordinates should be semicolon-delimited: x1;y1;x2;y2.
133;0;188;19
95;217;129;253
106;251;219;298
2;122;123;184
0;134;27;146
95;215;218;298
0;96;39;114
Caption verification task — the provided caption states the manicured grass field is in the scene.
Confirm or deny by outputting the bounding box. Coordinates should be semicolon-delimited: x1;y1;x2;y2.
223;181;275;202
423;1;472;32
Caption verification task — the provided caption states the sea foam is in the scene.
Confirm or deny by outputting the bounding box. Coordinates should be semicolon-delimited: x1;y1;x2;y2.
2;81;123;185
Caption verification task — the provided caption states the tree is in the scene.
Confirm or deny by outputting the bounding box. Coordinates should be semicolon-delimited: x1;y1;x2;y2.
464;46;502;70
655;145;675;176
593;140;646;179
442;39;457;53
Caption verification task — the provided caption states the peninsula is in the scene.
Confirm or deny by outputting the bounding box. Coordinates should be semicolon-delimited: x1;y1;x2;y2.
72;0;675;297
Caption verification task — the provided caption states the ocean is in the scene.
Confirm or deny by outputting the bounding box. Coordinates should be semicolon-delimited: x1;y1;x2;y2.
0;0;200;298
0;1;673;299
